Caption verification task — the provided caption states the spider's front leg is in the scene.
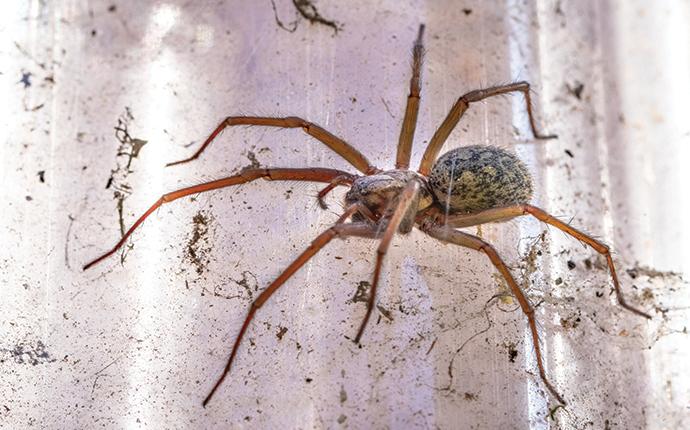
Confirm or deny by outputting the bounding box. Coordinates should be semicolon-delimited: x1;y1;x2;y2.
355;179;422;342
203;203;378;407
422;224;567;405
166;115;380;175
316;174;357;210
418;82;557;175
83;167;355;269
395;24;425;170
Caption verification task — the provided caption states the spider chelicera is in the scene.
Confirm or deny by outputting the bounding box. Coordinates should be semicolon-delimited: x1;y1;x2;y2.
84;24;651;407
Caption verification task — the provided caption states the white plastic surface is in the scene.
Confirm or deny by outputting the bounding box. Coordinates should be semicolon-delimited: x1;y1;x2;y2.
1;1;688;428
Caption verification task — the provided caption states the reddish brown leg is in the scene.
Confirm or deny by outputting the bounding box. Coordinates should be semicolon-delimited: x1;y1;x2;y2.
354;179;421;342
204;215;378;407
166;116;379;175
441;204;651;319
423;225;566;405
83;167;354;270
316;174;357;209
395;24;425;170
418;82;556;175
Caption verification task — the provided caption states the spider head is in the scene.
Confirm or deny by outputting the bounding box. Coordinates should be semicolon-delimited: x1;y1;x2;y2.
346;170;433;227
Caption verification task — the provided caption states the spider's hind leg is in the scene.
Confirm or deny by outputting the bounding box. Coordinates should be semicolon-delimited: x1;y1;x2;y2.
423;225;567;405
442;204;652;319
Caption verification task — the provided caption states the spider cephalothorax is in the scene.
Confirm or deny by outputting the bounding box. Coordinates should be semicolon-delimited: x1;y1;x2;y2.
84;24;650;407
345;170;432;232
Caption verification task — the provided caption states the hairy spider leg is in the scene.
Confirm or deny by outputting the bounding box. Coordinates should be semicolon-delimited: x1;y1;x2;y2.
354;179;422;343
204;208;378;407
165;116;380;175
418;82;557;176
82;167;354;270
441;204;652;319
395;24;425;170
423;225;567;405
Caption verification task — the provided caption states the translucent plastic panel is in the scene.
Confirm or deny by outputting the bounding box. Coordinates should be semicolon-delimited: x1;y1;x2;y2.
1;1;688;428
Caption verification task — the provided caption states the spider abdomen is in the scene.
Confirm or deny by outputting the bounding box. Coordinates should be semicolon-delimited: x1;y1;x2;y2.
428;145;533;214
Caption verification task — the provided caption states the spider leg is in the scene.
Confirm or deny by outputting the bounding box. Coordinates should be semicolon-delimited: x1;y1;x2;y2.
441;204;652;319
355;179;421;343
166;116;379;175
204;215;378;407
422;224;566;405
418;82;557;175
395;24;425;169
83;167;355;270
316;174;357;209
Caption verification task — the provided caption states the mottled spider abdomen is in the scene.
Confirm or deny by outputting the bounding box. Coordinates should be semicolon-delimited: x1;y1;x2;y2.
428;145;532;213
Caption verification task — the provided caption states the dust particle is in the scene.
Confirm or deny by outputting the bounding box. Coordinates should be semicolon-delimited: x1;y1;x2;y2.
507;344;518;363
566;81;584;100
464;392;478;401
1;340;56;365
349;281;370;304
186;212;212;275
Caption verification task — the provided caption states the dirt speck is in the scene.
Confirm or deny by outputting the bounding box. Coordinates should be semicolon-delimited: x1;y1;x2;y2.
463;392;478;401
271;0;342;34
244;150;261;168
626;265;682;281
276;326;288;340
1;340;56;366
349;281;370;304
185;211;213;275
19;71;32;88
506;342;518;363
560;310;582;330
566;81;584;100
107;108;149;264
641;288;655;302
376;304;393;321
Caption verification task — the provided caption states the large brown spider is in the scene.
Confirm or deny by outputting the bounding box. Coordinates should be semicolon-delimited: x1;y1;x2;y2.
84;25;651;407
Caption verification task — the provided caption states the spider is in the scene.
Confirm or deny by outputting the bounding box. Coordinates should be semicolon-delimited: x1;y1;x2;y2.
84;24;651;407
